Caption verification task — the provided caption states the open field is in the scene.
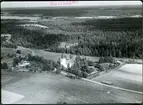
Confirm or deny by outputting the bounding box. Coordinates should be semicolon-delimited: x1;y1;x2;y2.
92;64;143;92
33;48;101;62
1;46;142;63
31;47;143;63
3;45;99;62
1;70;142;104
1;47;33;57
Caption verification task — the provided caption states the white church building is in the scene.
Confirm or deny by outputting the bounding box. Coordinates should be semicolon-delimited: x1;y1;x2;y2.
60;54;75;69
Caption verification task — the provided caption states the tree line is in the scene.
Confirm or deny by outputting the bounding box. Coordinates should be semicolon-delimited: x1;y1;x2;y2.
1;19;142;59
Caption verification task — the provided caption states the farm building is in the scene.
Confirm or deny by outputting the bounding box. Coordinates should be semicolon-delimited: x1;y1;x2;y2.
18;61;30;67
1;34;11;39
15;60;30;72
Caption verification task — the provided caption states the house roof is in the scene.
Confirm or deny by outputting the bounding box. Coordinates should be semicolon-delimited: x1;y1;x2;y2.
18;61;30;67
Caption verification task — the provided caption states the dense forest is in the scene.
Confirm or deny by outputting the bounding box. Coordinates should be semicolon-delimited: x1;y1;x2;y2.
2;6;142;17
72;17;142;31
1;18;142;59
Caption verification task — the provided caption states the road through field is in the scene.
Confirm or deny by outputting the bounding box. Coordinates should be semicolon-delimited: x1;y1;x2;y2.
61;71;143;94
92;64;142;92
1;70;142;104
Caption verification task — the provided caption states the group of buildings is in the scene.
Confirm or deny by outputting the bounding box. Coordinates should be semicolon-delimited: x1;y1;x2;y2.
59;54;100;78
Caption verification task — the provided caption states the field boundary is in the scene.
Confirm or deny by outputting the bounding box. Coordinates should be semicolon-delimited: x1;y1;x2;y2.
61;71;143;95
94;63;126;79
81;78;143;94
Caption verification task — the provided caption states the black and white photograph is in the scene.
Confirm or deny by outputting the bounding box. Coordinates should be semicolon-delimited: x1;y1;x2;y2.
1;0;143;104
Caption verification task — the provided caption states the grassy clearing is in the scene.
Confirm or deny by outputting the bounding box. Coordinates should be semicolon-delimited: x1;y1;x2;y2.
32;48;101;62
32;48;142;63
